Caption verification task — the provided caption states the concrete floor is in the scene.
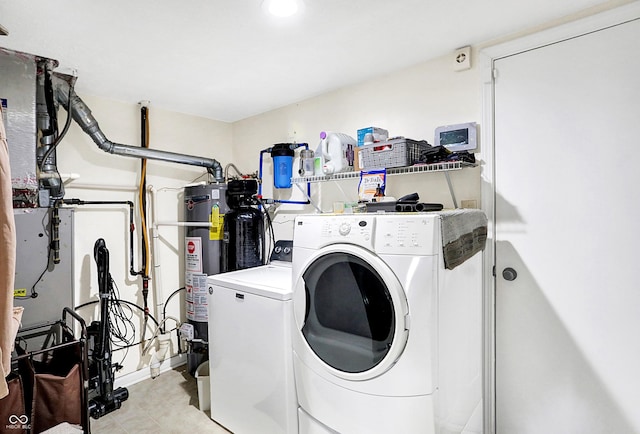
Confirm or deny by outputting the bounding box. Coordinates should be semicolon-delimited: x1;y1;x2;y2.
90;365;229;434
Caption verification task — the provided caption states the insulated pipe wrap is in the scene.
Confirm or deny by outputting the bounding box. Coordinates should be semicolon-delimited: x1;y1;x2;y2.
55;80;224;181
55;84;110;151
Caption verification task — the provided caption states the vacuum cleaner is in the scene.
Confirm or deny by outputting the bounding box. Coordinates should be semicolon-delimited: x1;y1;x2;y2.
86;238;129;419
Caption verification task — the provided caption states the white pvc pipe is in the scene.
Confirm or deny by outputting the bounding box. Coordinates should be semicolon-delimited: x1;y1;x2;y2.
60;180;193;335
64;182;139;191
151;220;210;321
149;185;162;323
64;180;162;320
155;221;213;227
149;187;213;323
39;172;81;185
149;185;165;324
61;177;190;368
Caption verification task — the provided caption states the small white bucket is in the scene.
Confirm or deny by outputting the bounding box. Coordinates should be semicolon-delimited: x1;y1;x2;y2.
195;361;210;412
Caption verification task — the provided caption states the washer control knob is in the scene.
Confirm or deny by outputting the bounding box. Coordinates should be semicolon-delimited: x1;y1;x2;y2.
338;222;351;236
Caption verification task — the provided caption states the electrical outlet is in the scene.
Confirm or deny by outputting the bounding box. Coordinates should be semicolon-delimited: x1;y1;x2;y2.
179;323;194;341
461;199;477;209
453;46;471;71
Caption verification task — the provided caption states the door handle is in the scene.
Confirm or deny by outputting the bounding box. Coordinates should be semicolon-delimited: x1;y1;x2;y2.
502;267;518;281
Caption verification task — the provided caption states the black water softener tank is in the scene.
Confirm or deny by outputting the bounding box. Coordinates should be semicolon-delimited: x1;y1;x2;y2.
222;179;265;272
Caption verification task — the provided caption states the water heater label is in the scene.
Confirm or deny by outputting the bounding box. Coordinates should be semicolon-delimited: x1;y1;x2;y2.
185;271;209;321
210;206;224;241
185;236;203;272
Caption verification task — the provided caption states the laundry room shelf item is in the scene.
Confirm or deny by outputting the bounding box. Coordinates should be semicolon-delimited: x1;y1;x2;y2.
291;161;473;183
291;161;476;208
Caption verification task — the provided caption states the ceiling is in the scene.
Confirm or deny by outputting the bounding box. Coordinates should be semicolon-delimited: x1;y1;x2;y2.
0;0;611;122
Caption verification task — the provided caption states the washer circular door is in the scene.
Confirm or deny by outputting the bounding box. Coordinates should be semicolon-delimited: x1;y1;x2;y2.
293;244;409;381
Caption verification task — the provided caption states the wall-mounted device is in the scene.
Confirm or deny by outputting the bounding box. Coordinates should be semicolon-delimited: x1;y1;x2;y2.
453;46;471;71
435;122;477;152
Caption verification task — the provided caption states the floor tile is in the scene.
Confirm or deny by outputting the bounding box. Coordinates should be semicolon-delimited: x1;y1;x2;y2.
91;366;228;434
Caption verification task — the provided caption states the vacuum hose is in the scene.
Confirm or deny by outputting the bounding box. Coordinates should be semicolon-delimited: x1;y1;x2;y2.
54;79;224;181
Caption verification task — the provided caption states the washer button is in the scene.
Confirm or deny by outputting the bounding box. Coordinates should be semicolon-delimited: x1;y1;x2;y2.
339;222;351;236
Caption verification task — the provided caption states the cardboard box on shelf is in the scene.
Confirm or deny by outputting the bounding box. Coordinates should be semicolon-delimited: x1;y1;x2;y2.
357;127;389;147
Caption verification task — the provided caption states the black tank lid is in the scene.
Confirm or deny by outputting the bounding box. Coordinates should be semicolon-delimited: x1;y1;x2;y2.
270;143;295;157
227;179;258;196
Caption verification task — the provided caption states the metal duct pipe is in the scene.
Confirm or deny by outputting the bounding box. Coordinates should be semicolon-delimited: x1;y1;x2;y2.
54;79;224;181
37;62;65;201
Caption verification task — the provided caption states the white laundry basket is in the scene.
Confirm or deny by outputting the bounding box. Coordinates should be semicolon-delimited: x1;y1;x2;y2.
195;361;210;412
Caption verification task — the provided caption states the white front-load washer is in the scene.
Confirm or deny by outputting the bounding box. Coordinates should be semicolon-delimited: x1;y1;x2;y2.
207;241;298;434
291;213;483;434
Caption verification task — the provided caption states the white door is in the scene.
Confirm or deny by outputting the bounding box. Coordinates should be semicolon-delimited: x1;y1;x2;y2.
493;15;640;434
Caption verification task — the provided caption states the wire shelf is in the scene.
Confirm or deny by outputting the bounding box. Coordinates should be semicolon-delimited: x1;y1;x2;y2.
290;161;475;184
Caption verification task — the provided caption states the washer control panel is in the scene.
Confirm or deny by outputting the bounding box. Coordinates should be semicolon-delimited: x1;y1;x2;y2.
293;214;439;255
320;217;373;242
374;215;438;255
293;215;375;249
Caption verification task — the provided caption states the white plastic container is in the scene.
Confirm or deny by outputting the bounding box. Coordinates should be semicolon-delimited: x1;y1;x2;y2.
318;131;356;174
195;361;210;412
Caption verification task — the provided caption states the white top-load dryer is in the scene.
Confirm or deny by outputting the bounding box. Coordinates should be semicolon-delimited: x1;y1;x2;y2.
207;241;297;434
291;213;484;434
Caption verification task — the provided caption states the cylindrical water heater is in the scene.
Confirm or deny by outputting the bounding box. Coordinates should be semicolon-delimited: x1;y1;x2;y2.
184;183;228;375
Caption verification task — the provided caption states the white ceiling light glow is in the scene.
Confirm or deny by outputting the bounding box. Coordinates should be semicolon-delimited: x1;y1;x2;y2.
263;0;301;17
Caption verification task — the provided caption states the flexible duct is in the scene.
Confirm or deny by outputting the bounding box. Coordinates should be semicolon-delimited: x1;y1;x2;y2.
54;79;224;181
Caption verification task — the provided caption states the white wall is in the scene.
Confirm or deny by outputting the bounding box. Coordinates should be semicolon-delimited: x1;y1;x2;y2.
51;0;622;380
53;56;481;375
232;53;483;240
58;95;232;376
55;54;483;378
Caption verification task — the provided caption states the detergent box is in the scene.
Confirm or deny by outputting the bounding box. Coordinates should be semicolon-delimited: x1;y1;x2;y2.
357;127;389;147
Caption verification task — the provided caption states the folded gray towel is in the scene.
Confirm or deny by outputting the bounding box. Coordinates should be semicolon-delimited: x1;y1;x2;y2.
439;209;488;269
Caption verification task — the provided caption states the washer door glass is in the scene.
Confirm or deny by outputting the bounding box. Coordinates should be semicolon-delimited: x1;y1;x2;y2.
302;251;399;374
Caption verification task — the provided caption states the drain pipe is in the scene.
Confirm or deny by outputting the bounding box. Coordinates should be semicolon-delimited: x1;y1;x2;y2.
54;77;224;182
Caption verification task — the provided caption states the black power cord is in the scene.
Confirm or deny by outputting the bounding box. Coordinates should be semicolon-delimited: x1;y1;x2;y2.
161;287;185;334
75;297;159;332
254;196;275;264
